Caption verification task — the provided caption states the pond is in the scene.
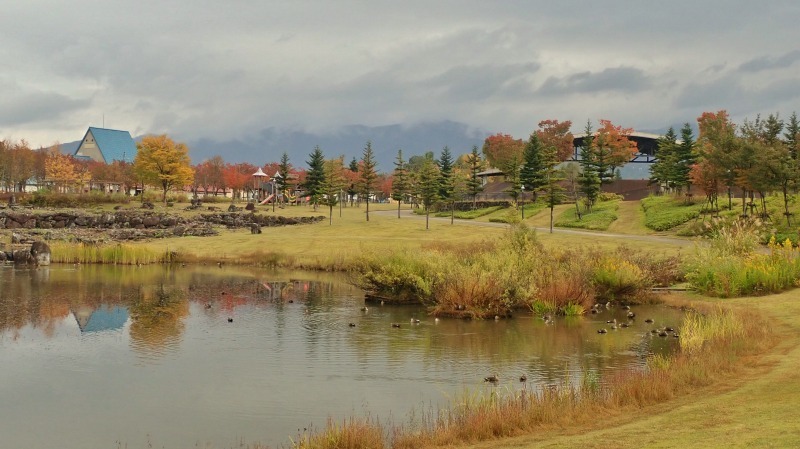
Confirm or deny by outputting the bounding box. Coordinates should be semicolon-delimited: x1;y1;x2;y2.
0;264;684;448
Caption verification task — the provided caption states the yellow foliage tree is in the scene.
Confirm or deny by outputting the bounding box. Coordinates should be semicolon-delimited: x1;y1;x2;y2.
134;135;194;204
45;148;79;192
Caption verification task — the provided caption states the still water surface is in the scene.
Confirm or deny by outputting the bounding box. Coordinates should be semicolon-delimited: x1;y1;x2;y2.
0;264;684;448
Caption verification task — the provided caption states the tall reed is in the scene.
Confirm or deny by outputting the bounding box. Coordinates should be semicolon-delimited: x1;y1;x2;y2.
49;242;167;265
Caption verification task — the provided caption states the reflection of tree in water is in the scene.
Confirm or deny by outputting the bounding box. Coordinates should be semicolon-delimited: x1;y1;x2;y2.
129;284;188;359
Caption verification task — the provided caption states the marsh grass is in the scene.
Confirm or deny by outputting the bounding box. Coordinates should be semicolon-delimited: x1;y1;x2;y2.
354;225;681;317
687;225;800;297
49;242;168;265
282;305;772;449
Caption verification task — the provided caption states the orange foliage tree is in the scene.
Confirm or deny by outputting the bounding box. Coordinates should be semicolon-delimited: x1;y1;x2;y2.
536;119;574;162
591;120;638;183
482;133;525;171
222;162;257;201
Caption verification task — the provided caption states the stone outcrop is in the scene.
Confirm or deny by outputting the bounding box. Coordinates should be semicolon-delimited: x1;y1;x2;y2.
0;210;326;243
2;240;51;266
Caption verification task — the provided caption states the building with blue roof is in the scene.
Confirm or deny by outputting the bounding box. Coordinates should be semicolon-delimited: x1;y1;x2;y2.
73;127;137;164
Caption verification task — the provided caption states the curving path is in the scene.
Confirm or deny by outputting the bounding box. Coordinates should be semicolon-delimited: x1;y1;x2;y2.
374;208;697;248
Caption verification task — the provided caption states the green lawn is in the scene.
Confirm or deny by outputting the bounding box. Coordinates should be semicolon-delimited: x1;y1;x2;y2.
554;199;619;230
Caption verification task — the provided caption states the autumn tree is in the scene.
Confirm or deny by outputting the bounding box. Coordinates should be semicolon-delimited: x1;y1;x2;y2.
222;162;257;201
134;135;194;204
45;149;79;193
194;156;225;197
482;133;525;171
591;120;638;184
696;110;739;210
391;149;410;218
359;141;378;221
536;119;574;162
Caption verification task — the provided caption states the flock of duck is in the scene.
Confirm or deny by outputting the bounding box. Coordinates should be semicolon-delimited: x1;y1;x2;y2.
593;303;679;339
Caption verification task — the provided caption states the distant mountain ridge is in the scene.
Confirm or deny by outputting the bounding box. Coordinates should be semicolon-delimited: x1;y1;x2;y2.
60;120;490;170
190;120;490;170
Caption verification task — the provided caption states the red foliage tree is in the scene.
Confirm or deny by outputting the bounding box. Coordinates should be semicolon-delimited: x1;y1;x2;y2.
482;133;525;170
536;119;574;162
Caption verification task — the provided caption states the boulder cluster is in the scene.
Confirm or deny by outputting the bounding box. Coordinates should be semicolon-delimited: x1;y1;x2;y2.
0;210;325;243
0;240;51;266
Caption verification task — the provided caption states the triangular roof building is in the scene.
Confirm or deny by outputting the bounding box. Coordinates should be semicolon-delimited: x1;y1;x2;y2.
74;127;137;163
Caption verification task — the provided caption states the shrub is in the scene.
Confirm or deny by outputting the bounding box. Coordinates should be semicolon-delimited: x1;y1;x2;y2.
592;256;651;301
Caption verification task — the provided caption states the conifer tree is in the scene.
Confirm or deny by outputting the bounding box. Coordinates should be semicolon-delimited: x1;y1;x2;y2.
303;145;326;210
466;145;484;209
391;149;410;218
578;120;600;213
359;141;378;221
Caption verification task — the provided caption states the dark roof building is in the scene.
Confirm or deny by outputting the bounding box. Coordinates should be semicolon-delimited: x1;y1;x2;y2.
73;127;137;163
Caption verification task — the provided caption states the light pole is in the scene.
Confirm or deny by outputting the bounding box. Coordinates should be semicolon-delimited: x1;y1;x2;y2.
521;185;525;220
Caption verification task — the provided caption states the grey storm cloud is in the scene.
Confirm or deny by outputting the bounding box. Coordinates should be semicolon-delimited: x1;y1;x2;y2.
2;0;800;151
537;67;651;96
738;50;800;73
0;87;90;127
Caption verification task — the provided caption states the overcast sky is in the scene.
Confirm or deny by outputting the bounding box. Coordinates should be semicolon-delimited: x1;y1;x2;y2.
3;0;800;150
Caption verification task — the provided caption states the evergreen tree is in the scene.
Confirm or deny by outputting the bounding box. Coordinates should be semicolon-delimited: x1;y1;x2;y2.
359;141;378;222
784;112;800;160
302;146;326;210
520;133;546;202
466;145;484;209
349;157;359;172
675;123;697;194
320;157;346;225
417;156;440;230
391;149;410;218
277;151;291;196
578;120;601;213
437;146;454;201
650;127;678;191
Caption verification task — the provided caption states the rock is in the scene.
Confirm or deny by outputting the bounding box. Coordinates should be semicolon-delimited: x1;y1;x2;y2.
245;202;255;211
141;202;154;210
29;241;51;266
11;232;22;244
250;223;262;234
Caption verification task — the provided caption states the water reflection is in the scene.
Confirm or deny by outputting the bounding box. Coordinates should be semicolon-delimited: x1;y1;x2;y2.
129;284;188;361
0;264;684;449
